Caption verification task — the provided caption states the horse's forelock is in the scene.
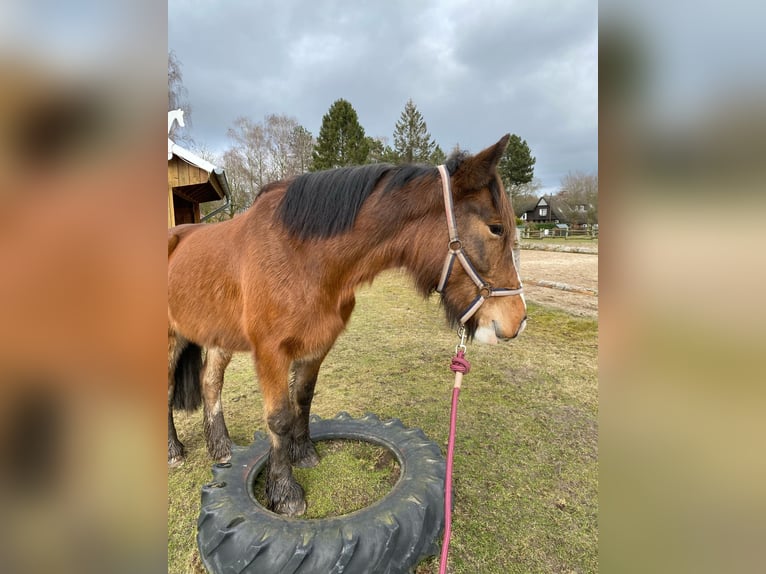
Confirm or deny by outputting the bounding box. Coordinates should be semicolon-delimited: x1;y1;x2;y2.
445;150;470;176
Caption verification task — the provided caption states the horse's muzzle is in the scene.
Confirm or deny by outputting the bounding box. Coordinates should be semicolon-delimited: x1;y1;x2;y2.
474;316;527;344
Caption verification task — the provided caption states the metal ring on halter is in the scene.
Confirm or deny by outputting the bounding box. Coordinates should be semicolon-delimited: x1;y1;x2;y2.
448;240;462;253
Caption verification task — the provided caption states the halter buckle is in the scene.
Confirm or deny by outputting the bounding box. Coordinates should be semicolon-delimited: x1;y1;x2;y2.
455;326;467;354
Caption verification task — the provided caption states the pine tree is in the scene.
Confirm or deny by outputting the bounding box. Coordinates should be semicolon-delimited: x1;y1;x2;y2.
498;134;536;198
392;99;439;164
311;99;370;170
430;144;446;165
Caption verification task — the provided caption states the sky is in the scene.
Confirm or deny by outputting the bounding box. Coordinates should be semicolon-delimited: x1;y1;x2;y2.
601;0;766;122
169;0;597;195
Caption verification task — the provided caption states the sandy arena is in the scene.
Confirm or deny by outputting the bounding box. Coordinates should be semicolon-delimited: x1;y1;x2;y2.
518;249;598;318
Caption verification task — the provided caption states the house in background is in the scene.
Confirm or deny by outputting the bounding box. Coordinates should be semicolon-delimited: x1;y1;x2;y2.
167;110;231;227
517;195;596;230
518;196;566;225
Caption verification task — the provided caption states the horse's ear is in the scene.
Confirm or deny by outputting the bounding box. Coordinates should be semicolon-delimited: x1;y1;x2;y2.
452;134;510;191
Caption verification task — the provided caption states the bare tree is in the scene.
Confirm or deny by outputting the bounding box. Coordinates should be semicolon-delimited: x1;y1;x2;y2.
264;114;313;181
194;147;241;223
226;116;268;204
289;126;315;173
557;171;598;225
220;114;314;219
168;50;193;146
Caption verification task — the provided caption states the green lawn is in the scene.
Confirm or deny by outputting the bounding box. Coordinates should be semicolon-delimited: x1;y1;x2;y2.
168;270;598;573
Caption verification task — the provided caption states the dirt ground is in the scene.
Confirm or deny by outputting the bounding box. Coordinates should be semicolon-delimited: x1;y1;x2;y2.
518;249;598;318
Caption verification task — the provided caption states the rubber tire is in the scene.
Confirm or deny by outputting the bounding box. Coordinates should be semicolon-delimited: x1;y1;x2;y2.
197;412;446;574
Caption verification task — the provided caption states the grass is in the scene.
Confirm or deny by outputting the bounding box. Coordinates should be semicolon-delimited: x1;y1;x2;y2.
253;440;400;519
168;270;598;574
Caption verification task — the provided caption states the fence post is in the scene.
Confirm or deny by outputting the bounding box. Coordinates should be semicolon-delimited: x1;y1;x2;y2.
513;228;521;274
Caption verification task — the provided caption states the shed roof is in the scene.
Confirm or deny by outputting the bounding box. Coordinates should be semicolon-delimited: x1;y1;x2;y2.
167;110;230;205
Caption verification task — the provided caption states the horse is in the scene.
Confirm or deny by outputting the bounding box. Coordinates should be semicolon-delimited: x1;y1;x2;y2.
167;135;527;516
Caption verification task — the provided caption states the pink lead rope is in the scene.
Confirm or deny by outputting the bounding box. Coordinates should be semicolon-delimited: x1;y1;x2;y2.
433;165;522;571
439;329;471;574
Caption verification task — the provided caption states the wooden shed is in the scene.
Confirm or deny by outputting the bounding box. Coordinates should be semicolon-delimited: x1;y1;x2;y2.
167;113;230;227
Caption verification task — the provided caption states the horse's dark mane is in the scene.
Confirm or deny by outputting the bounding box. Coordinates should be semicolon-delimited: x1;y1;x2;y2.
275;148;507;240
278;162;436;239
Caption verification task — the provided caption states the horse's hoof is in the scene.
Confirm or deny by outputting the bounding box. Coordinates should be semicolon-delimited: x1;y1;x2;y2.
292;448;320;468
273;497;307;517
293;454;319;468
216;453;232;464
168;456;185;469
291;440;320;468
267;480;307;517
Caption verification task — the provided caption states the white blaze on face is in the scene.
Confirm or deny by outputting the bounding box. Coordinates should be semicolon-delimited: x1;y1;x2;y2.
514;251;527;312
516;317;527;337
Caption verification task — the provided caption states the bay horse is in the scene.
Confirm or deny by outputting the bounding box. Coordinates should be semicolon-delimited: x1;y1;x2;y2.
168;135;527;516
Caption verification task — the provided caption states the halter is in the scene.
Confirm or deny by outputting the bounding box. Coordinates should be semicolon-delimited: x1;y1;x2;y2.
435;164;523;326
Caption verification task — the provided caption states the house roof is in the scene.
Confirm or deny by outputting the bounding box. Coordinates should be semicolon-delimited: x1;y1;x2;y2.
516;198;539;214
520;195;565;215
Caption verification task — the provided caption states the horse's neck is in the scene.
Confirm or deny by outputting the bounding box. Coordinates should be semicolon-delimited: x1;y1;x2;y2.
336;196;443;292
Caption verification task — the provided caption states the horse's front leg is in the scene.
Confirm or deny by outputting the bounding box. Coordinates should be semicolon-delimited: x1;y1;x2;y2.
288;355;327;468
290;300;354;468
257;350;307;516
202;347;233;462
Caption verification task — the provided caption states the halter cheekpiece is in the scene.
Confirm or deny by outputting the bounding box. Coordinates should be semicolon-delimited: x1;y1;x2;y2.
435;164;523;325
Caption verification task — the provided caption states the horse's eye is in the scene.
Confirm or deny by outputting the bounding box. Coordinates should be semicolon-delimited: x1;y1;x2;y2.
488;224;504;237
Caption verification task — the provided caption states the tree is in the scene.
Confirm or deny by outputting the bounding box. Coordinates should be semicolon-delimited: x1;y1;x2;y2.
263;114;313;181
311;99;370;170
430;144;446;165
365;136;386;163
227;116;269;202
366;136;400;164
392;99;441;164
557;171;598;225
221;114;313;218
289;126;315;174
498;134;536;202
168;50;193;146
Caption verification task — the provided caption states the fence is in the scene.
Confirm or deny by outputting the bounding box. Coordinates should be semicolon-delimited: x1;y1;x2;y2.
520;228;598;240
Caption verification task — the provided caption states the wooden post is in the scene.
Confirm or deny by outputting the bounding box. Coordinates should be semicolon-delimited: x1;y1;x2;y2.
168;182;175;228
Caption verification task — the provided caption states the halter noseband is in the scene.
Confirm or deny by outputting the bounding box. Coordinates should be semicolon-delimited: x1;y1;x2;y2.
435;164;523;326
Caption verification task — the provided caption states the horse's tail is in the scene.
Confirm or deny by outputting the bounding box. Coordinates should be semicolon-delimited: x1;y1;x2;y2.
172;343;203;412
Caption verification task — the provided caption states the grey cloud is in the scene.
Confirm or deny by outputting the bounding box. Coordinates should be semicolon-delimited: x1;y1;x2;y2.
169;0;597;190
